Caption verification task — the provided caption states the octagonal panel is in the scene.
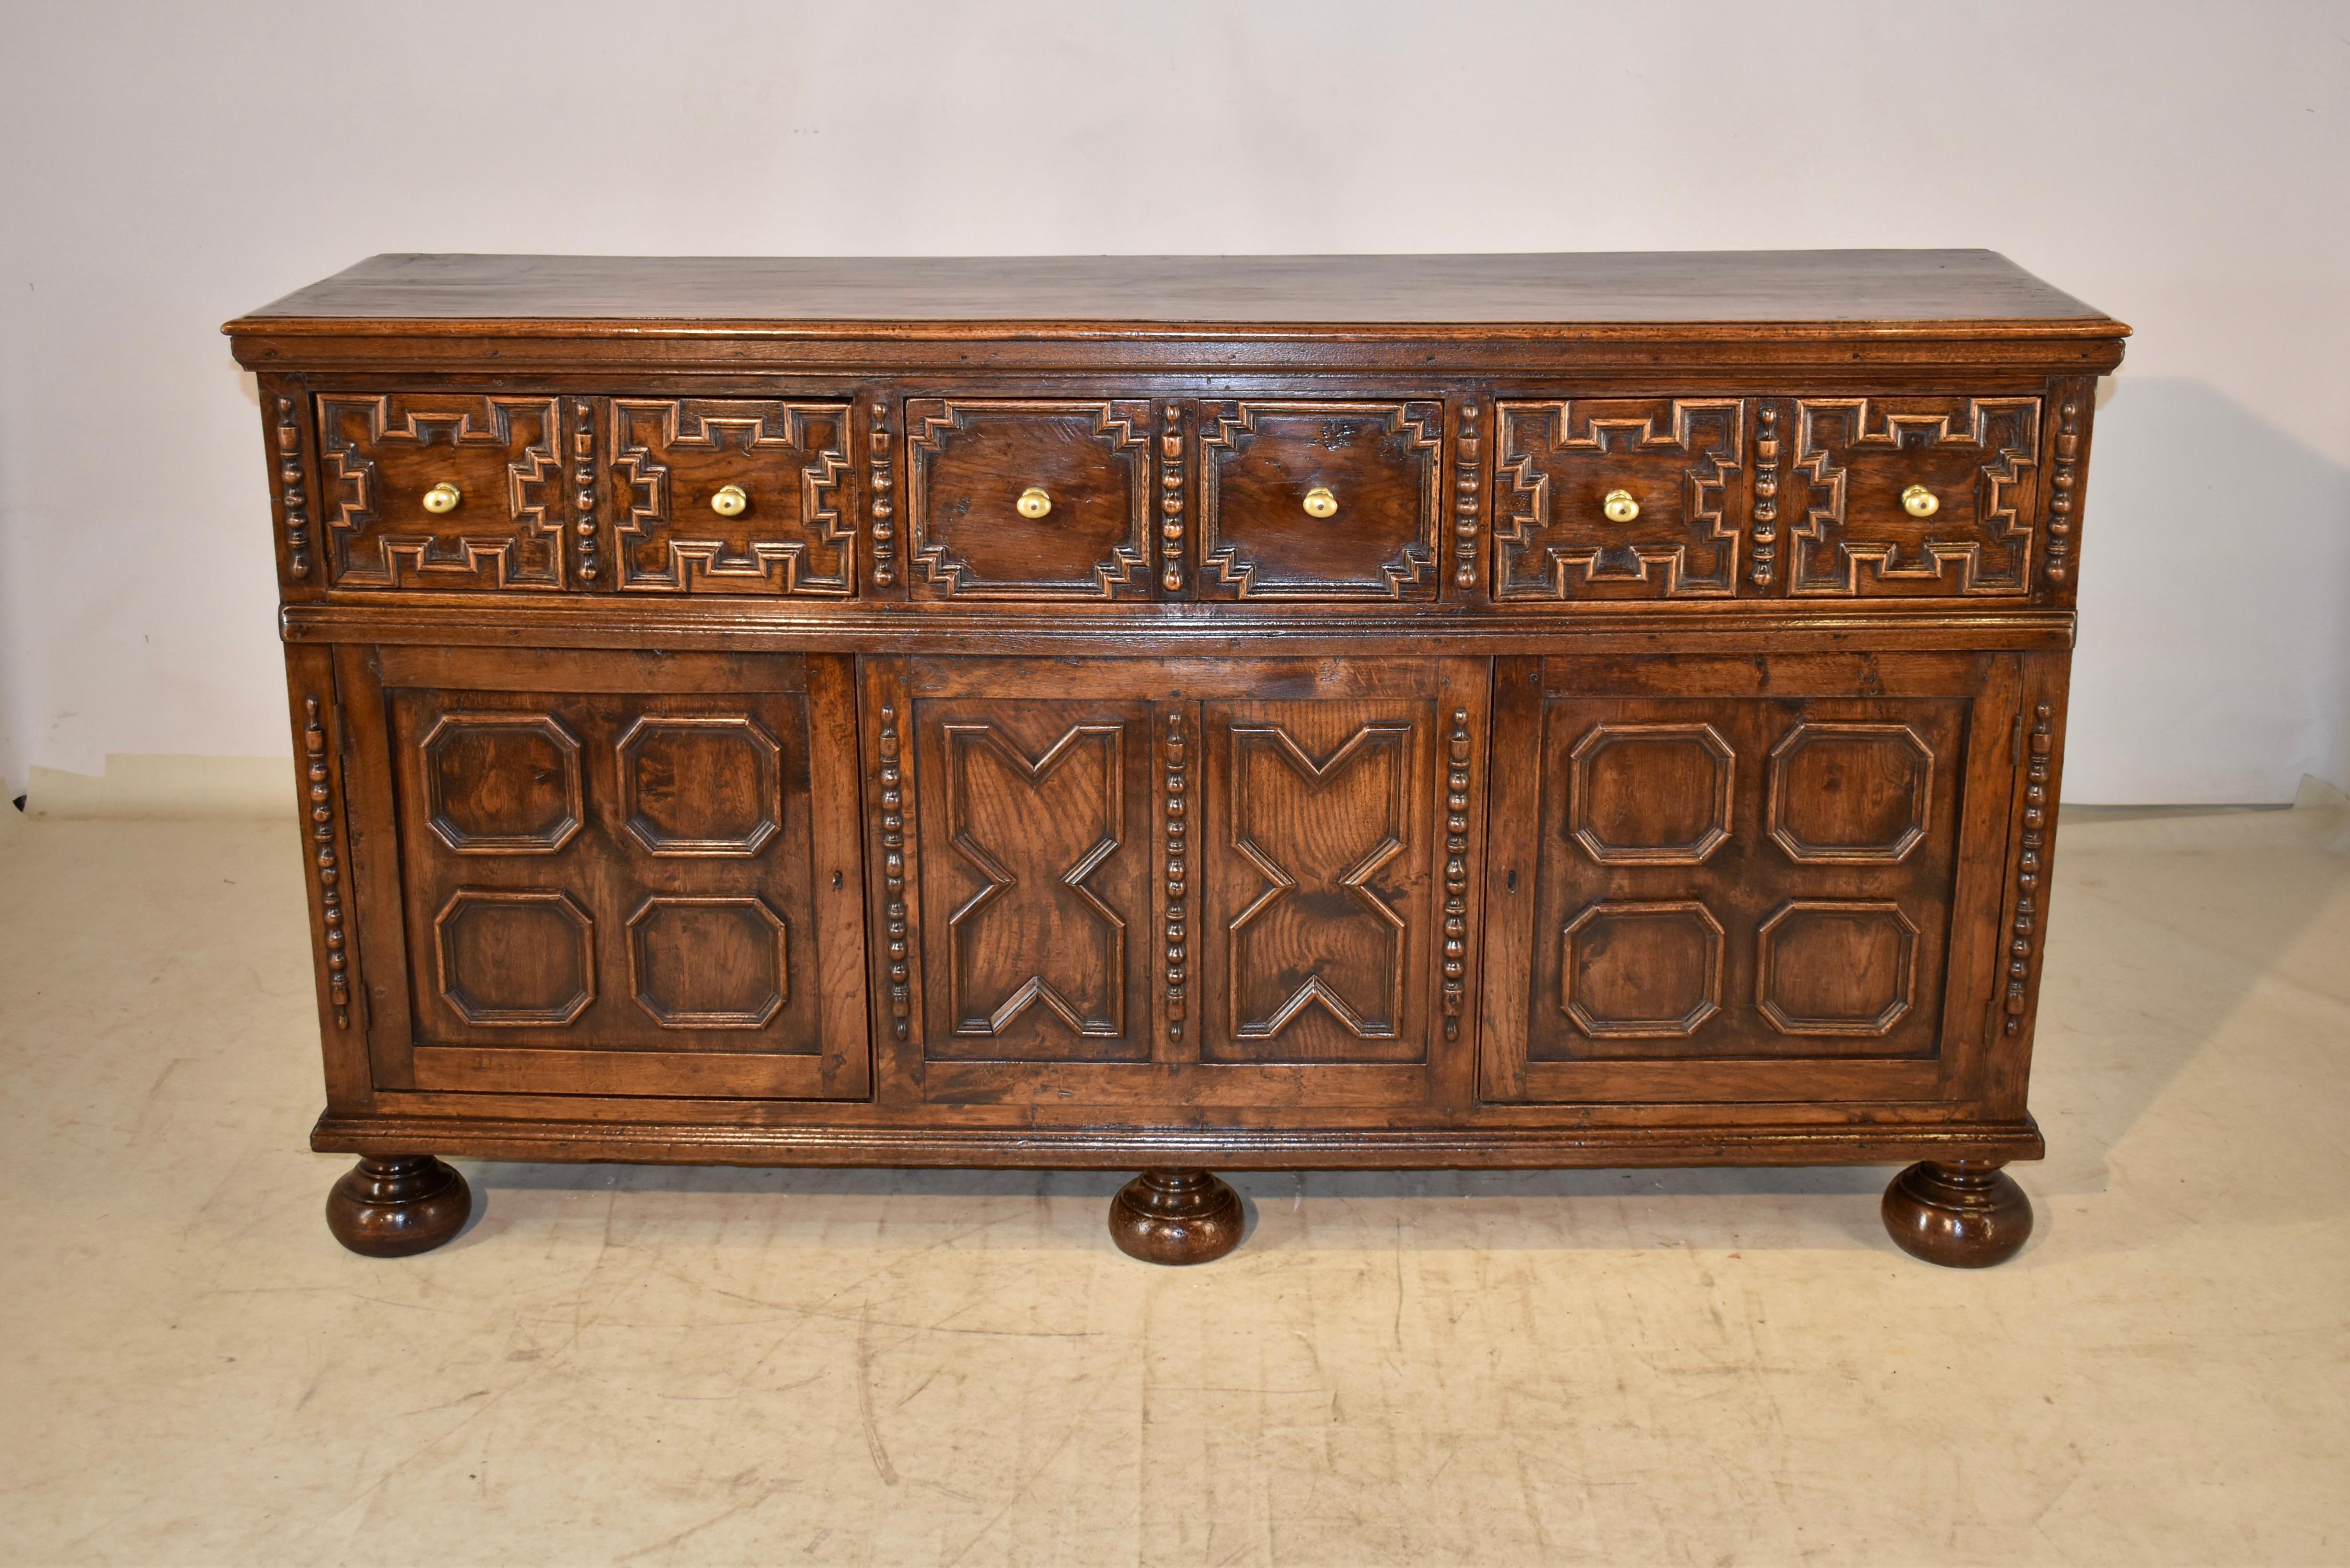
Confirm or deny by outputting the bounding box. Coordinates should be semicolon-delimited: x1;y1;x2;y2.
420;712;583;854
1756;899;1918;1036
1768;722;1933;863
433;887;595;1027
1567;722;1735;865
628;894;789;1029
1560;899;1724;1038
617;713;784;857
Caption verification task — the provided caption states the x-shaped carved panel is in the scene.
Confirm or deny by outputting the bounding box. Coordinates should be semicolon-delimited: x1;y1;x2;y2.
942;723;1128;1037
1227;723;1412;1039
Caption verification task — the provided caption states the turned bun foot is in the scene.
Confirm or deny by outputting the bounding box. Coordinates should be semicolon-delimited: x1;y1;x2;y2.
1882;1159;2033;1267
1108;1169;1243;1264
326;1155;473;1257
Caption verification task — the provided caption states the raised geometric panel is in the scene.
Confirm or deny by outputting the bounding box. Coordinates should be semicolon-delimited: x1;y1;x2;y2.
627;894;788;1029
1755;900;1918;1036
1790;397;2040;596
1768;722;1934;863
1196;401;1443;600
433;887;595;1027
1560;900;1724;1038
1494;399;1745;599
943;721;1128;1037
609;399;854;595
1227;722;1412;1040
616;714;784;857
420;712;583;855
1568;721;1735;865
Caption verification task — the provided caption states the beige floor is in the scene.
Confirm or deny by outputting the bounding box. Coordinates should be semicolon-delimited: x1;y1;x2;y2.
0;800;2344;1568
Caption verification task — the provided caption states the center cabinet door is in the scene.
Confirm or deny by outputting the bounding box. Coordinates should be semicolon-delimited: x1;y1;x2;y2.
335;646;870;1100
871;655;1488;1110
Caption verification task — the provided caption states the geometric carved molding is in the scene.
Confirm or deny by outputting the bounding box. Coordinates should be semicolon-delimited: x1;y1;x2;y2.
941;721;1128;1038
1568;721;1736;865
1560;899;1724;1039
1196;401;1444;600
906;399;1152;599
1755;899;1918;1036
420;712;584;855
1790;397;2040;596
626;894;788;1029
615;714;784;858
318;395;566;591
433;887;596;1027
1227;721;1412;1040
608;399;854;596
1493;399;1744;599
1767;722;1933;864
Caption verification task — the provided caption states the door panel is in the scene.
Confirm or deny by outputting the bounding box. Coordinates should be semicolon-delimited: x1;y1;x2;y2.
338;647;870;1099
1480;653;2019;1104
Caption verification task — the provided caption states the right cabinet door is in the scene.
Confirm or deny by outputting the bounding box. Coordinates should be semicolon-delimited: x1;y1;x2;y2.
1480;652;2023;1105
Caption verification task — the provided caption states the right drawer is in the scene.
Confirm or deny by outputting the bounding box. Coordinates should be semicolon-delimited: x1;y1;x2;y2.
1491;395;2045;601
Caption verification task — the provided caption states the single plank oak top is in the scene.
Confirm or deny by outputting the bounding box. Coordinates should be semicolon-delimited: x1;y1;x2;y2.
226;250;2127;340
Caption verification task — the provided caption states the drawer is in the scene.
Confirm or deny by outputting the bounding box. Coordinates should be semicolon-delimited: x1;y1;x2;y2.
1195;400;1444;599
904;398;1154;599
608;398;856;595
1788;396;2042;596
1492;398;1749;601
317;393;571;590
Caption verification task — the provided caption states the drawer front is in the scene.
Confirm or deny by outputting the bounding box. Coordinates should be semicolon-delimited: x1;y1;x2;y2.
905;398;1153;599
1493;399;1748;601
336;647;871;1100
1196;400;1443;599
609;398;855;595
318;394;570;591
1789;396;2042;596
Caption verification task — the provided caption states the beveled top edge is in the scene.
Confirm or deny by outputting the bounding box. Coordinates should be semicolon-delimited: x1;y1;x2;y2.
224;250;2129;338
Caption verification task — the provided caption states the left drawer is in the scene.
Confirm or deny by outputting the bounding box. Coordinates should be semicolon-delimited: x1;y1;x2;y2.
318;393;575;591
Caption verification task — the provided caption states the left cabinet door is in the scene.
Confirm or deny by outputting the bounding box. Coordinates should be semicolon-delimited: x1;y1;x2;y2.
334;646;871;1099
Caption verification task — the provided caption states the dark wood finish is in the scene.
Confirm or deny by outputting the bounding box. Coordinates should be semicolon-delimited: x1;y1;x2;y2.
325;1155;471;1256
1108;1169;1244;1265
227;252;2126;1267
1881;1159;2034;1267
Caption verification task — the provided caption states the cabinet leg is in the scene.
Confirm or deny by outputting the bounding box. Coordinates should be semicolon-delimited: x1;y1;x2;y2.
1881;1159;2033;1267
326;1155;473;1258
1108;1169;1243;1265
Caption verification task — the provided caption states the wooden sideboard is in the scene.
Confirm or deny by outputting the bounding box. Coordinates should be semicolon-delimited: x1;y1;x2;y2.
224;252;2127;1266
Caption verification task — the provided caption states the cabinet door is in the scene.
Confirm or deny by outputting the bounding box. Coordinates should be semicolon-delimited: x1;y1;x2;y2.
337;647;869;1099
1480;653;2021;1104
876;656;1484;1109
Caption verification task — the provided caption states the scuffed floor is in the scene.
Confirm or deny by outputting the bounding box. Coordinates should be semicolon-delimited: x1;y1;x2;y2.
0;802;2344;1566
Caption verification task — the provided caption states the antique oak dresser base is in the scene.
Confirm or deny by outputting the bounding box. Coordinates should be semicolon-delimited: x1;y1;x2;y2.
229;252;2125;1269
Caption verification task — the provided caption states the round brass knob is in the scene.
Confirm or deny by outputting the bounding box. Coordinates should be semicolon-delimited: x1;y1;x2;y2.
421;481;462;515
1602;488;1639;524
1016;486;1053;520
1302;486;1339;519
710;483;749;518
1901;483;1940;518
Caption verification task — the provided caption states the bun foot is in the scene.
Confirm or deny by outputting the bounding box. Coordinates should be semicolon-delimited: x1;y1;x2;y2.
326;1155;472;1257
1882;1159;2033;1267
1108;1169;1243;1265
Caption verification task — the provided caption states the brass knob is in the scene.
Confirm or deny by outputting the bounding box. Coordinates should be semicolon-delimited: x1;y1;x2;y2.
421;481;462;515
1016;486;1053;520
1901;483;1940;518
1602;488;1639;524
710;483;749;518
1302;486;1339;519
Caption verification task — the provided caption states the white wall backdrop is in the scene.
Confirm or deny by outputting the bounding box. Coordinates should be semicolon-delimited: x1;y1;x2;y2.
2;0;2344;802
